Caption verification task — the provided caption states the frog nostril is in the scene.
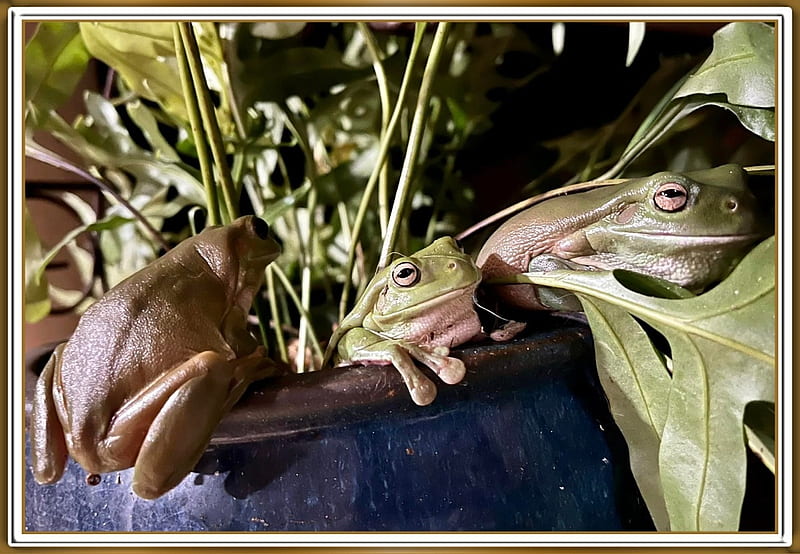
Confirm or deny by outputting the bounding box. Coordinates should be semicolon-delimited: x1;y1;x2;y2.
448;261;457;271
726;199;738;212
252;217;270;239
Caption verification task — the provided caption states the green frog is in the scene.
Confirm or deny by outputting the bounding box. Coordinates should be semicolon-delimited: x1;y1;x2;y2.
324;237;482;406
477;164;767;311
30;216;281;499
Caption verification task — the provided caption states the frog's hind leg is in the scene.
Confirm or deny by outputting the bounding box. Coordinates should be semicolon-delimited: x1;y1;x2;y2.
30;343;69;484
128;350;272;499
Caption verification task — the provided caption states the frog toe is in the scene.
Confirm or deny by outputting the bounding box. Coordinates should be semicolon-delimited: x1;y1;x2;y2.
434;357;466;385
407;378;437;406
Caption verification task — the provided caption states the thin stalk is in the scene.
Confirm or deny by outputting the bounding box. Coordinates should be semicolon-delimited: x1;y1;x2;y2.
271;264;325;364
266;266;288;363
252;295;271;351
26;143;169;251
378;22;451;269
297;265;312;372
337;202;354;265
337;22;428;321
179;21;238;223
281;104;324;373
424;134;462;245
594;100;687;181
358;22;392;234
454;177;627;241
276;154;307;263
743;165;775;175
172;23;220;226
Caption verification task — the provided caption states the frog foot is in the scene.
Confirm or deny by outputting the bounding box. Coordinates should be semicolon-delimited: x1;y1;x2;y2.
489;320;528;342
405;377;438;407
406;344;466;386
429;355;466;385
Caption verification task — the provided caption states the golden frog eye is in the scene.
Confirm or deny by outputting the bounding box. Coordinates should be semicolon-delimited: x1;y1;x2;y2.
391;261;421;287
654;182;688;212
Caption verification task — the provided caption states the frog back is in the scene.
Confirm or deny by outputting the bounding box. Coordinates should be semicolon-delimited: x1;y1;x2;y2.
54;255;233;443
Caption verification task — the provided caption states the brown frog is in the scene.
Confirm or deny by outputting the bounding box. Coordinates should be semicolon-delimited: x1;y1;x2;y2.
30;216;280;499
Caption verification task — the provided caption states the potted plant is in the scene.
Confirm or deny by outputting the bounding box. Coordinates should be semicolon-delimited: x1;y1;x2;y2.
23;19;776;534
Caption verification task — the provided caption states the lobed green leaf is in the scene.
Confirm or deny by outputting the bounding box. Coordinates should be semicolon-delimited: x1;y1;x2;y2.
674;22;775;108
515;236;775;531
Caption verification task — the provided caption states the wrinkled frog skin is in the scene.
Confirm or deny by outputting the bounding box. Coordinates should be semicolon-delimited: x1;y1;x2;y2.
325;237;482;406
30;216;280;499
477;164;767;311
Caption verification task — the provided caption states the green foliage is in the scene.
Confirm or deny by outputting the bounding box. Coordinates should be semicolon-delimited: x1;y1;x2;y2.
531;21;775;188
598;21;775;180
25;22;91;119
24;208;51;323
26;21;539;345
513;237;775;531
79;21;233;132
673;22;774;107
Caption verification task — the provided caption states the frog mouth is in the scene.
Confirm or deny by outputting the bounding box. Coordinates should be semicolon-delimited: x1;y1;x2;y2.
389;283;480;316
613;231;767;245
249;250;281;264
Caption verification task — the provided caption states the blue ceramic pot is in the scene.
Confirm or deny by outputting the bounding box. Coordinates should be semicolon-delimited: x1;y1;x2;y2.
24;323;654;532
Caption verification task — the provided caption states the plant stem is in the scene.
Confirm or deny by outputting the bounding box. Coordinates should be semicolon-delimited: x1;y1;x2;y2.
337;22;428;321
266;266;288;363
178;21;239;223
594;99;687;181
358;22;392;235
271;264;325;365
172;23;220;226
281;104;323;372
378;22;451;269
25;143;169;251
454;177;627;241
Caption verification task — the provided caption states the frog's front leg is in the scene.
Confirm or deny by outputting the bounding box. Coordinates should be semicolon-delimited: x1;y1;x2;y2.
99;348;273;499
526;253;590;312
339;328;461;406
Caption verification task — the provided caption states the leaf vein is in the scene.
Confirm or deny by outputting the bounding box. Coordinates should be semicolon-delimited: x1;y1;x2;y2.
691;52;756;76
583;297;663;438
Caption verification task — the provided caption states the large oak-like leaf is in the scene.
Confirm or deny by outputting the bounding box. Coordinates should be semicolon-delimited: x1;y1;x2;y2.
602;21;775;179
673;21;775;108
512;236;775;531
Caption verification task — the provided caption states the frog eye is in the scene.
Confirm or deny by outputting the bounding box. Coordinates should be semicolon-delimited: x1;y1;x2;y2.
251;217;271;239
654;182;688;212
391;262;421;287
